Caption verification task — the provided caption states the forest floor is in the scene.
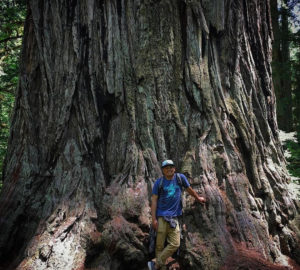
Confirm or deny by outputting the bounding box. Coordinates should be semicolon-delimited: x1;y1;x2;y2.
220;242;300;270
147;250;300;270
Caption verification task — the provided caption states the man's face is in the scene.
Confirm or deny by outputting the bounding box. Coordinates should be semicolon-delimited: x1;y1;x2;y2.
162;166;176;178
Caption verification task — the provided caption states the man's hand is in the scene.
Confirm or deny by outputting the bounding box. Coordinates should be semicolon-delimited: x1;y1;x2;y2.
186;187;207;205
152;218;158;231
151;195;158;230
197;196;206;205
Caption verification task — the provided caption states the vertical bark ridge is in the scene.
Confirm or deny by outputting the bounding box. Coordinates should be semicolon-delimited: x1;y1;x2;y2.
0;0;299;270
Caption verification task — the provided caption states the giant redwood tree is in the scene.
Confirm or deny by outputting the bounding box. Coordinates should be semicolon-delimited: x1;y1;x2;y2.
0;1;299;269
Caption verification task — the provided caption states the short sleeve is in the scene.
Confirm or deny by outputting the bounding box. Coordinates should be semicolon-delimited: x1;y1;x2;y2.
180;173;190;188
152;178;160;195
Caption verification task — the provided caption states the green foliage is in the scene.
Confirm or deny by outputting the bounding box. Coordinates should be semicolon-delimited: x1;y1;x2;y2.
0;92;14;188
272;1;300;181
286;4;300;186
290;30;300;141
285;140;300;178
0;0;26;93
0;0;26;190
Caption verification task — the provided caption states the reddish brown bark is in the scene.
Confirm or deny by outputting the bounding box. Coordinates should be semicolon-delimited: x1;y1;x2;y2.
0;1;299;270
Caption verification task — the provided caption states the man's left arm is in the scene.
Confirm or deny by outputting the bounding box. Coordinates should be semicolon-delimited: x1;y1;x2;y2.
186;186;206;204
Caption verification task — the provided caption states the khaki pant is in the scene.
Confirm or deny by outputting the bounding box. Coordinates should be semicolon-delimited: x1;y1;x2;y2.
155;217;180;269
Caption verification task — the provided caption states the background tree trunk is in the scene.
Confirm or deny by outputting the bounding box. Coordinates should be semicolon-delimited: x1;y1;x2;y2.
0;1;299;269
270;0;293;132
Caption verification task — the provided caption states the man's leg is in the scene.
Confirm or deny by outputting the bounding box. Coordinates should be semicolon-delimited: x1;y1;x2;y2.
156;220;180;268
155;217;167;269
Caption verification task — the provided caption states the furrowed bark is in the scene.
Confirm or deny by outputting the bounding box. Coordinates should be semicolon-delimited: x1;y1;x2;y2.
0;1;299;270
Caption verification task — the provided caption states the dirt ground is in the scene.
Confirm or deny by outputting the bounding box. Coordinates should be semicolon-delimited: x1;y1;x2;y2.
163;242;300;270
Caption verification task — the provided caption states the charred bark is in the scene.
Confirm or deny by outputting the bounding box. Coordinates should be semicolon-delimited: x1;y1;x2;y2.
0;1;299;270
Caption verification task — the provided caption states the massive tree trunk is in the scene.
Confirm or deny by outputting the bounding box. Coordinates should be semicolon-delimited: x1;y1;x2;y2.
0;1;299;269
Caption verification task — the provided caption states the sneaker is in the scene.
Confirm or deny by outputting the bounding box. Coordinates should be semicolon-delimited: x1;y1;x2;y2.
147;261;156;270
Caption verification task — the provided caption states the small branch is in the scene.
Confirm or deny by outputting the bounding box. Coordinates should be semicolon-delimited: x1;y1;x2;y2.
0;35;23;44
0;87;16;96
0;20;25;26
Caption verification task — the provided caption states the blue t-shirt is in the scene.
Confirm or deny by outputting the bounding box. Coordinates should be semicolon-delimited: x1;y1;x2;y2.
152;173;190;217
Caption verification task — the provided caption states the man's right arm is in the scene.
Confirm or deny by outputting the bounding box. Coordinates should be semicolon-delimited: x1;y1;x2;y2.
151;194;158;230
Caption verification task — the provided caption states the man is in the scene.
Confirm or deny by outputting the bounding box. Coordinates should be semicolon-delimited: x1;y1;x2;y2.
148;160;206;270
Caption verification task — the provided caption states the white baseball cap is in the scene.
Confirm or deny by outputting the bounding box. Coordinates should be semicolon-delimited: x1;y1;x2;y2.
161;160;175;168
